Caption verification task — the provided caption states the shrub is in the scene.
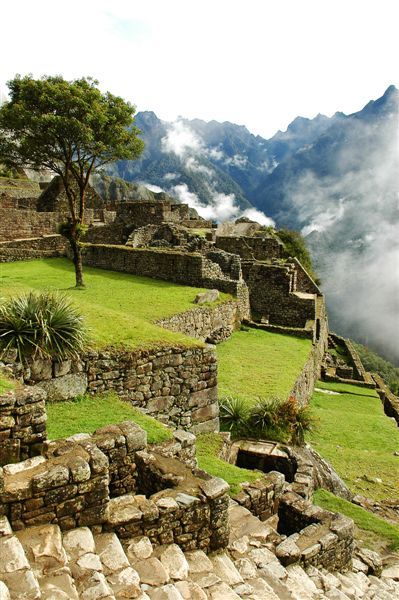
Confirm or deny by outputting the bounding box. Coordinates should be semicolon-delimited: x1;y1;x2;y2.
0;292;86;362
248;397;290;441
219;396;250;437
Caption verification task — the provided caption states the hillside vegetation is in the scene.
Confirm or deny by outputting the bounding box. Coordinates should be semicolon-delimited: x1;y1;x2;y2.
309;381;399;501
0;258;230;349
353;341;399;395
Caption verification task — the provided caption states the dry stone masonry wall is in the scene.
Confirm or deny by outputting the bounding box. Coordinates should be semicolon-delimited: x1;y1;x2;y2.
0;387;47;466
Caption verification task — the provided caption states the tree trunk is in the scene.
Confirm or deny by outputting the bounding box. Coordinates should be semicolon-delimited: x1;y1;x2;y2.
70;237;85;288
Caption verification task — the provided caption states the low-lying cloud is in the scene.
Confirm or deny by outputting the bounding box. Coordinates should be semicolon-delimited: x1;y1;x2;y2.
160;119;275;226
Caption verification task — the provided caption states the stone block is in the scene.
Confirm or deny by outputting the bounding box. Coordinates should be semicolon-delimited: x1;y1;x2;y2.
37;374;87;401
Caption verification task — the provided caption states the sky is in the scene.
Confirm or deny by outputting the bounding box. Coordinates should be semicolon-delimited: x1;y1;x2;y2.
1;0;398;138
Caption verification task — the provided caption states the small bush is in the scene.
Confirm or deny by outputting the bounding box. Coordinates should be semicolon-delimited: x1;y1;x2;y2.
219;394;316;445
0;292;86;362
219;396;250;437
248;397;288;440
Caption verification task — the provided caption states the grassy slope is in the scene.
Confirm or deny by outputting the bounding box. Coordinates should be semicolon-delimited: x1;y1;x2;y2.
314;489;399;552
46;392;173;444
309;381;399;501
196;433;264;495
217;327;312;405
0;258;230;349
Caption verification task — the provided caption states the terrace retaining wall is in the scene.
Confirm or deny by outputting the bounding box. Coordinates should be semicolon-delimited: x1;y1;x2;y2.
6;345;220;434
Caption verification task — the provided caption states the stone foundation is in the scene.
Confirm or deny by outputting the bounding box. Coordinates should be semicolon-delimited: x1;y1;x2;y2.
278;491;354;572
0;387;47;466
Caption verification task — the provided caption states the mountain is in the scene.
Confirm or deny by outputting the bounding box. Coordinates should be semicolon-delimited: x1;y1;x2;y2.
109;86;399;362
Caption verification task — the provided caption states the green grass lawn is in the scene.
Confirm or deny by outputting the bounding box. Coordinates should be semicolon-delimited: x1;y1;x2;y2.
217;327;312;405
196;433;265;495
309;381;399;501
46;392;173;444
314;489;399;552
0;258;231;349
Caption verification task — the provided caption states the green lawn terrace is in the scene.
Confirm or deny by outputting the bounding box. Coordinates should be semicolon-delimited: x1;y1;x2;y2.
0;258;231;350
309;380;399;502
216;327;313;404
46;392;173;444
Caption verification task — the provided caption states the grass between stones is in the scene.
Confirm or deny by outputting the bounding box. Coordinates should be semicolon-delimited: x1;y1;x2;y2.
46;392;173;444
314;489;399;552
309;381;399;501
216;327;312;405
0;374;14;394
0;258;231;349
196;432;265;495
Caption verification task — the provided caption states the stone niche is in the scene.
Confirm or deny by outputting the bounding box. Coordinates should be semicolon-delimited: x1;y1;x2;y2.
232;440;298;483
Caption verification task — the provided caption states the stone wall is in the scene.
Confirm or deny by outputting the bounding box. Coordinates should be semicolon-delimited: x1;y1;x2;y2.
373;373;399;426
278;491;354;572
83;346;219;434
105;449;230;552
7;345;220;434
242;261;316;328
0;235;68;262
115;201;190;229
0;424;230;552
291;257;321;295
0;387;47;466
80;244;251;320
155;301;239;344
231;473;285;521
0;178;41;199
216;235;285;260
0;208;60;241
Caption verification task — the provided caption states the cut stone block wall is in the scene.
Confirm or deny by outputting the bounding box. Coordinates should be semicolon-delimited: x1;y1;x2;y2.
0;235;68;262
83;346;219;434
0;387;47;466
6;346;220;434
231;473;285;521
373;373;399;426
278;491;354;572
242;261;316;328
155;301;239;343
216;235;285;260
0;425;230;553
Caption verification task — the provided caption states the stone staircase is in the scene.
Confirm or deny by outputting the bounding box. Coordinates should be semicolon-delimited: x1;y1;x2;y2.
1;506;399;599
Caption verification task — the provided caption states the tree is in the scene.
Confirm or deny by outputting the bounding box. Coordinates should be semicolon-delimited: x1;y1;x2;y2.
0;75;144;286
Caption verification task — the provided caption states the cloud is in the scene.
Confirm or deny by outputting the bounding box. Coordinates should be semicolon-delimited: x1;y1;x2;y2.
241;208;275;227
138;182;164;193
170;183;274;225
294;115;399;361
163;172;179;181
224;154;248;168
301;198;346;236
161;120;202;157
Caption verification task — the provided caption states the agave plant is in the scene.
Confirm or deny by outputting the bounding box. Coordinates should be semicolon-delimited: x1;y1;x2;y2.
0;292;86;362
219;396;250;437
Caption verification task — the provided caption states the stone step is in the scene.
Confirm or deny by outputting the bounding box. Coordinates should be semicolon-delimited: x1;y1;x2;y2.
62;526;116;600
94;532;141;598
0;533;41;599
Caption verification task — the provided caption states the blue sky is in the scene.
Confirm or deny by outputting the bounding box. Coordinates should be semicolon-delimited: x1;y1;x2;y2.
1;0;397;137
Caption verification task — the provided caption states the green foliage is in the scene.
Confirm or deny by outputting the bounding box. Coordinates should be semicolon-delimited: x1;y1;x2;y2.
248;397;287;440
0;258;230;349
314;489;399;551
0;75;144;286
309;381;399;501
58;221;88;241
219;394;316;445
0;291;86;362
276;229;320;284
353;341;399;395
217;328;312;405
219;396;250;437
0;75;144;175
46;392;172;444
196;433;265;495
